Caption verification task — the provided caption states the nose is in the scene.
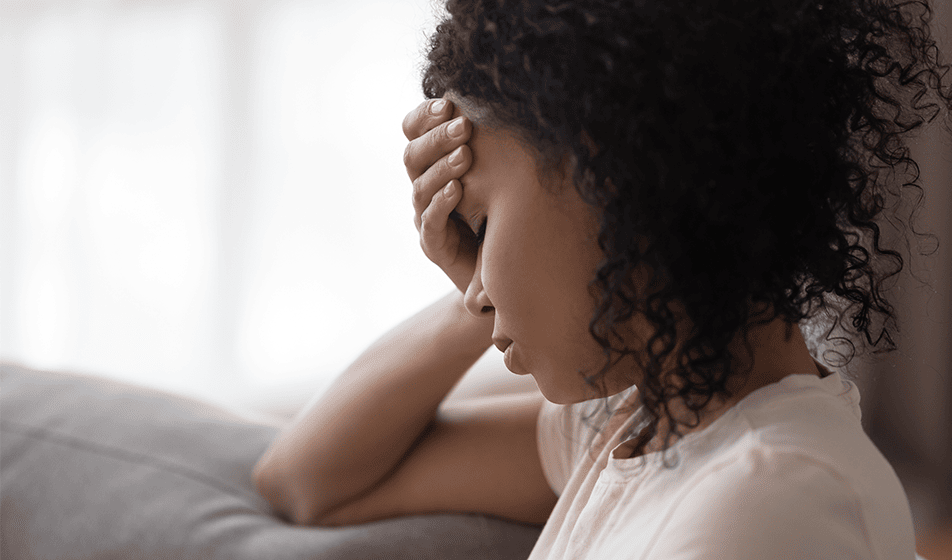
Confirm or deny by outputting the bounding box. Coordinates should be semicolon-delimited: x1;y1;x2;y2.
462;253;494;318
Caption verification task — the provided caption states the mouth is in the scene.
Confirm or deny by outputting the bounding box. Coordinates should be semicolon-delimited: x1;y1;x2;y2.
493;337;528;375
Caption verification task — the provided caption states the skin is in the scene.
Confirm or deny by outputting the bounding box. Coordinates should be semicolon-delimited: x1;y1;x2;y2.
445;101;624;404
411;94;822;449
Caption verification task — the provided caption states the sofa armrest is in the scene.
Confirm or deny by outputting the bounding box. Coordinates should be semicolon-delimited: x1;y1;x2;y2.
0;362;542;560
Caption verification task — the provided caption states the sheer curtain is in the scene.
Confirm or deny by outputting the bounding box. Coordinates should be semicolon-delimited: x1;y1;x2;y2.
0;0;456;409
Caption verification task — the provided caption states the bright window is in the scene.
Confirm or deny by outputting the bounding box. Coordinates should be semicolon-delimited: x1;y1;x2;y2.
0;0;455;410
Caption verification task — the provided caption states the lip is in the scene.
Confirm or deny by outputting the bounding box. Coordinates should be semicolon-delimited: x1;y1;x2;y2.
492;337;512;353
493;339;529;375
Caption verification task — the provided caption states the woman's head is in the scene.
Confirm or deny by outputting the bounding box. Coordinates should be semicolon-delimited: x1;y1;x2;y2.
423;0;951;456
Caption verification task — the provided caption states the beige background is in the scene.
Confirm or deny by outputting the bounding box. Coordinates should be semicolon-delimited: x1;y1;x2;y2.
856;0;952;545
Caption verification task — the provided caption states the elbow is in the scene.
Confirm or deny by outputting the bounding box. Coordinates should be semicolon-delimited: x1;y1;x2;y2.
252;454;290;521
252;452;334;526
253;453;311;525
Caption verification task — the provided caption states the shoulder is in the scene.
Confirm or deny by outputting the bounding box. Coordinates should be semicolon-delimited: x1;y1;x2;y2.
649;443;914;559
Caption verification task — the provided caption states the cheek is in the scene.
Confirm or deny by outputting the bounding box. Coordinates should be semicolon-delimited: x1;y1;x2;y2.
518;268;606;398
481;214;534;302
499;211;598;326
529;251;640;400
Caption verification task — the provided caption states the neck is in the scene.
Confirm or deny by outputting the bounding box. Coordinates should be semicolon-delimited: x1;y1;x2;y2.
624;318;820;457
726;318;821;395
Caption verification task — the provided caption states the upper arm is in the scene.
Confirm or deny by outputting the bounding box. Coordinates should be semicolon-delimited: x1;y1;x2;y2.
313;391;559;527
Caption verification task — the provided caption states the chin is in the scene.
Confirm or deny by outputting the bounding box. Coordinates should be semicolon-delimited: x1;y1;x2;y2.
532;374;593;405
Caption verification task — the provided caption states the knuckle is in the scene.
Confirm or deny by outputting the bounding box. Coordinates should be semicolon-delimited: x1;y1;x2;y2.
412;126;436;158
417;128;436;160
411;177;428;206
402;112;414;140
403;142;414;170
419;221;433;249
438;120;453;144
403;100;430;140
403;102;427;140
420;209;443;239
419;205;434;228
434;152;452;176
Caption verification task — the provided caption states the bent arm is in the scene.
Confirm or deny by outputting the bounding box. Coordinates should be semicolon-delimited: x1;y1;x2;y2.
316;391;556;527
253;289;495;525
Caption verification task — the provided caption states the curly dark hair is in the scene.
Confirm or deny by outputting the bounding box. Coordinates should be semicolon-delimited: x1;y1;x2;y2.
421;0;952;464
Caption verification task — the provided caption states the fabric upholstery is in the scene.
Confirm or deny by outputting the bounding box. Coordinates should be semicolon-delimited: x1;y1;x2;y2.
0;362;542;560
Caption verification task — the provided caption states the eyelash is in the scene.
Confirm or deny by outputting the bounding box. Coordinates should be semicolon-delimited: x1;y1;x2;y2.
473;218;487;246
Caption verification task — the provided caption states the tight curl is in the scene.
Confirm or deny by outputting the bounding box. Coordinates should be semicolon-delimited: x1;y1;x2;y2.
422;0;952;464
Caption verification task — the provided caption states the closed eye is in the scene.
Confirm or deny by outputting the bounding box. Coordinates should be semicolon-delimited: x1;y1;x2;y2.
473;218;487;246
450;210;487;246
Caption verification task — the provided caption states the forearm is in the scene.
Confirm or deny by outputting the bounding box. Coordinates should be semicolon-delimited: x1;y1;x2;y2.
253;289;494;524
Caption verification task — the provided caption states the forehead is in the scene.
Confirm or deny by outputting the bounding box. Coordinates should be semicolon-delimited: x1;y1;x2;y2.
445;93;543;167
443;91;567;184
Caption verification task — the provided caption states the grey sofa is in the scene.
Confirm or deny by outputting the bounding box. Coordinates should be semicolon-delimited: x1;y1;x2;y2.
0;363;543;559
1;362;934;560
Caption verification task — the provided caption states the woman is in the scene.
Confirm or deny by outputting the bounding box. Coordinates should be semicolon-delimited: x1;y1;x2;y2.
254;0;951;557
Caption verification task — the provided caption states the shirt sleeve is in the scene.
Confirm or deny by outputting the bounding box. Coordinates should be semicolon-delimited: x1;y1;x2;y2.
649;447;877;560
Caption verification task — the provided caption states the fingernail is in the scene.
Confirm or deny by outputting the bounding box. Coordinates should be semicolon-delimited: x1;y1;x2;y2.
448;117;464;137
449;146;464;165
431;99;447;115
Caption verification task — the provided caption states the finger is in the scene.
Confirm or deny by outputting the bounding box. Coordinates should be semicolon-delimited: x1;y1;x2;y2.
403;98;453;141
418;179;462;255
411;143;473;220
404;115;473;180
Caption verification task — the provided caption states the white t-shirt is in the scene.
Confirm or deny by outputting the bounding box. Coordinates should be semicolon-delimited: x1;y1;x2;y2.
531;365;917;560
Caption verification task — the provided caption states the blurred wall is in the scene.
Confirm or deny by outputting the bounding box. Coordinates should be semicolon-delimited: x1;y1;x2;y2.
0;0;453;407
857;0;952;538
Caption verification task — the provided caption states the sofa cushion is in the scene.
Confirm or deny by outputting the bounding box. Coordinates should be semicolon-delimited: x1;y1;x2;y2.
0;362;542;559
